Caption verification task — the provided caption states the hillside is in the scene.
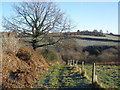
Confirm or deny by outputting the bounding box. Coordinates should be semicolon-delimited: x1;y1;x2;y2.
75;39;118;46
1;32;120;89
69;34;119;46
72;34;119;41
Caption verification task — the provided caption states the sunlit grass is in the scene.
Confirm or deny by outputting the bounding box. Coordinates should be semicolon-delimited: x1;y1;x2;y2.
35;65;93;88
79;65;120;89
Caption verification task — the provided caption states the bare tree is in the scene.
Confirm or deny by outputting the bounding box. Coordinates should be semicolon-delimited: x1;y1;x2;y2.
3;2;73;50
99;30;103;33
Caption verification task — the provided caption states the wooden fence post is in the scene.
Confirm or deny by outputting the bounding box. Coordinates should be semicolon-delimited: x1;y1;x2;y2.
70;60;72;66
72;60;73;65
76;60;78;68
76;60;78;65
68;60;69;65
82;61;84;70
73;59;75;65
71;60;73;65
92;63;97;84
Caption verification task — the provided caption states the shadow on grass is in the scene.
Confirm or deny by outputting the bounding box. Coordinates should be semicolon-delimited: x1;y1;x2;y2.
58;66;95;89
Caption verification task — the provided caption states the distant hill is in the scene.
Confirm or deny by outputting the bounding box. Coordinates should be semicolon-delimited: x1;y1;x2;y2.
71;35;120;43
63;30;105;37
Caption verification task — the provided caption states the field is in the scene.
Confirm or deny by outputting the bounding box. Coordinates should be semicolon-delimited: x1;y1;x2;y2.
73;35;119;40
34;65;120;89
20;34;119;47
71;34;119;46
79;65;120;88
34;65;94;88
1;33;119;89
75;39;118;46
20;35;119;89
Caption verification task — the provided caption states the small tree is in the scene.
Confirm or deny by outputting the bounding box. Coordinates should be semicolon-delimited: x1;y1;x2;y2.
77;30;80;32
106;30;109;34
93;29;98;33
99;30;103;33
3;2;73;50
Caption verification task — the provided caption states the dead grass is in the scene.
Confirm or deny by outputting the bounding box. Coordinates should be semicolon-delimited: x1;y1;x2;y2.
2;32;22;54
2;46;48;88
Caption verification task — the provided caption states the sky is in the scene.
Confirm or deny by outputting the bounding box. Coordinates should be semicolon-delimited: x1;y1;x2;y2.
57;2;118;34
0;1;119;34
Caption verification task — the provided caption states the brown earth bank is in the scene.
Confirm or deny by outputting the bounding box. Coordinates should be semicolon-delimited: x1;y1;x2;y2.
2;47;48;88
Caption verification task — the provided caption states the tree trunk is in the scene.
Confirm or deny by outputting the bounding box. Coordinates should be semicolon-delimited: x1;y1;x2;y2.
32;36;38;50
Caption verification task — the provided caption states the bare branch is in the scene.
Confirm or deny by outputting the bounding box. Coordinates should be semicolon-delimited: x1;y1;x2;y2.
3;1;74;50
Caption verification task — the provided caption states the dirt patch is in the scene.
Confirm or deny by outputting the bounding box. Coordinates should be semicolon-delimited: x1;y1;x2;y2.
2;47;48;88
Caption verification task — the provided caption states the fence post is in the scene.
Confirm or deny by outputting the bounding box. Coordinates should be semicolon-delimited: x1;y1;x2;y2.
77;60;78;65
73;59;75;65
92;63;96;84
82;61;84;70
68;60;69;65
72;60;73;65
75;60;78;65
70;60;72;66
76;60;78;68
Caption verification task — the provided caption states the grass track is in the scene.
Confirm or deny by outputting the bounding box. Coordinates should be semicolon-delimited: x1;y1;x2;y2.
34;65;120;89
34;65;95;89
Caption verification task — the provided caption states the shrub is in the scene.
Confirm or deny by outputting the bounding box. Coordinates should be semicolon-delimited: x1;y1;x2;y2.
97;48;119;62
59;39;87;62
41;49;58;62
84;55;97;64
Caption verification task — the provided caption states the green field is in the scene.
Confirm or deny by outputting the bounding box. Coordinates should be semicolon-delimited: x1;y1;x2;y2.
34;65;94;88
79;65;120;88
75;39;118;46
72;34;119;46
74;35;119;40
34;65;120;89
